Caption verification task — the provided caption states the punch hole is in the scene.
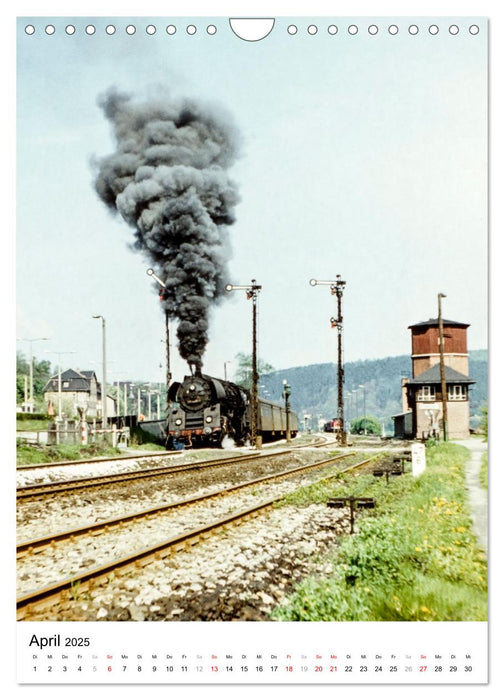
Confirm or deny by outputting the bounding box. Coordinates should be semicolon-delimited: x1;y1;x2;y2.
409;25;419;35
85;25;96;35
187;25;197;35
307;25;318;35
207;25;217;35
65;25;75;35
126;25;136;35
229;18;275;41
25;24;35;35
429;25;439;35
106;25;116;35
287;25;298;35
348;25;358;35
328;25;338;35
166;25;177;35
146;25;156;35
449;25;459;35
368;25;378;35
45;25;55;35
388;25;399;35
469;25;479;35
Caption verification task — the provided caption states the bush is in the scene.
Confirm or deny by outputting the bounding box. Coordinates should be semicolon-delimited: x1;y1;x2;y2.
16;412;48;421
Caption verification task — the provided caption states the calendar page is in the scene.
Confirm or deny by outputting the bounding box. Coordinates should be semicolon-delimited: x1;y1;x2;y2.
10;0;497;696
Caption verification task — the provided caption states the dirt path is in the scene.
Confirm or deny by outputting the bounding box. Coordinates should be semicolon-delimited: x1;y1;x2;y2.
457;437;487;553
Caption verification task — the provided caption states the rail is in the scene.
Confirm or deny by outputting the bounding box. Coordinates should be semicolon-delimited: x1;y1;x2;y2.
16;454;372;617
17;452;358;555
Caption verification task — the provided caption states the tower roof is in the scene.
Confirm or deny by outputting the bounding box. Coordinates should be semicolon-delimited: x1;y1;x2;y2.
408;363;475;385
408;318;469;330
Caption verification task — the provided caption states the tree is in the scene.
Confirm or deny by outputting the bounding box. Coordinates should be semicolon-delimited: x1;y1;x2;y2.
16;352;52;407
233;352;274;389
350;415;382;435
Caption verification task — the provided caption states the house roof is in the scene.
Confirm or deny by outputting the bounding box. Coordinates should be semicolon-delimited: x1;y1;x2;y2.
408;363;475;385
408;318;469;330
43;368;98;393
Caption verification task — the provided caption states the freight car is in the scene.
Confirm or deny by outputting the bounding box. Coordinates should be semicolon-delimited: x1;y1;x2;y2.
166;372;298;448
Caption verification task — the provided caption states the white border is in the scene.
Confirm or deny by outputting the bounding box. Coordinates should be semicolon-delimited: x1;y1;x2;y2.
5;1;501;698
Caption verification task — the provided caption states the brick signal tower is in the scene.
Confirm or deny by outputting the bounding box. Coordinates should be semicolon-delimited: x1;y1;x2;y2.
396;318;475;440
409;318;469;378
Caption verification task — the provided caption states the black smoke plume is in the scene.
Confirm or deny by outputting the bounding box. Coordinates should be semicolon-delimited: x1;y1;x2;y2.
93;88;240;371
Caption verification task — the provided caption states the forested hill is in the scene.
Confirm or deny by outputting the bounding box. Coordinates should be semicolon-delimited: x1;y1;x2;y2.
259;351;488;432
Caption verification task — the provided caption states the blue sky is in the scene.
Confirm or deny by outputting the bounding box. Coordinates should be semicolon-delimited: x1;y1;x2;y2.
15;8;488;385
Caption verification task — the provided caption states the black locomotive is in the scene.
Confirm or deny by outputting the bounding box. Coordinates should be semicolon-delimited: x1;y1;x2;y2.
166;372;298;448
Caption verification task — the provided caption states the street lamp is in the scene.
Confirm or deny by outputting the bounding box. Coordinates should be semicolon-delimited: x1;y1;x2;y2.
17;336;51;411
147;268;172;400
92;315;107;432
226;279;262;448
346;392;353;431
438;293;448;441
282;379;291;443
352;389;358;433
359;384;367;434
310;275;347;445
109;370;127;418
144;382;152;419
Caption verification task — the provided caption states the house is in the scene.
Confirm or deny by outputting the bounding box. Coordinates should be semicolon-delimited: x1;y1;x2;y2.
43;368;115;418
393;318;475;439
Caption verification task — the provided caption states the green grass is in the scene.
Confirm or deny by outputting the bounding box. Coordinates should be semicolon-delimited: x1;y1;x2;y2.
16;442;122;465
16;418;50;431
480;451;488;490
272;443;487;622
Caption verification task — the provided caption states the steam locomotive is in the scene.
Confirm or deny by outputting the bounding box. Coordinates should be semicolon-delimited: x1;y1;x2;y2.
166;372;298;448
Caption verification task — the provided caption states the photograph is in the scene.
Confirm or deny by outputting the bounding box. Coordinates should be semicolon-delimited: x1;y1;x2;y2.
13;8;490;687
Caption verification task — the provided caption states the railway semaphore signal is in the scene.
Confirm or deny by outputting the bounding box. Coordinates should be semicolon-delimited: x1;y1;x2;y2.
225;279;262;448
310;275;347;446
146;268;172;399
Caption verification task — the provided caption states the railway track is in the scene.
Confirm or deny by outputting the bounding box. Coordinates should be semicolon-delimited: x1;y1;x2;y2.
16;433;335;475
16;436;345;499
16;449;177;471
16;451;285;499
16;454;373;617
17;452;358;555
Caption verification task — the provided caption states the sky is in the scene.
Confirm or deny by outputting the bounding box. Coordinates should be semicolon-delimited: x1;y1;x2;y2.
15;6;488;387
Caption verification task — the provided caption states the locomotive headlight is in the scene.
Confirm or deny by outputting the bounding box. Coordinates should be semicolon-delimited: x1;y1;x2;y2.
205;416;213;423
175;418;182;426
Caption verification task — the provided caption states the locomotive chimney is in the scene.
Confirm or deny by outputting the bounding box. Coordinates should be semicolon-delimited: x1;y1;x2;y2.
189;361;203;378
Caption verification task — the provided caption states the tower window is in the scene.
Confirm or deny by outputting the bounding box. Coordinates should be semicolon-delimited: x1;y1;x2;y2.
448;385;467;400
417;385;435;401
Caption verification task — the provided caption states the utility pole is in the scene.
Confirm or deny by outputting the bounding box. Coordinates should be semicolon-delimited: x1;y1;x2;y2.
147;269;172;404
92;315;107;433
17;337;50;411
310;275;347;445
165;310;172;398
438;293;448;441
